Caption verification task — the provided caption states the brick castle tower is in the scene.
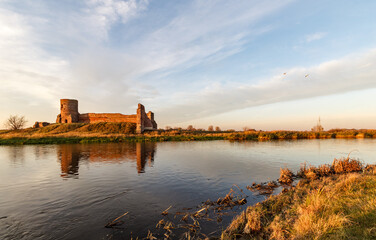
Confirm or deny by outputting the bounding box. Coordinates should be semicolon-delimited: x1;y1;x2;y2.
56;99;80;123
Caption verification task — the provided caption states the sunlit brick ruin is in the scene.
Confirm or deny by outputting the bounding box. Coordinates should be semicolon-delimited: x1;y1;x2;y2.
56;99;157;133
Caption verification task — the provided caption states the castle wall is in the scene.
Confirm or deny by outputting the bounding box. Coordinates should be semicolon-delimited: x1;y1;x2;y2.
79;113;137;123
56;99;157;133
136;104;157;133
33;122;50;128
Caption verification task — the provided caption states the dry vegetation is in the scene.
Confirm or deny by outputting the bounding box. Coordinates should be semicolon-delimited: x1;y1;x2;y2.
3;115;27;130
110;185;249;240
0;122;138;144
1;124;376;145
223;158;376;240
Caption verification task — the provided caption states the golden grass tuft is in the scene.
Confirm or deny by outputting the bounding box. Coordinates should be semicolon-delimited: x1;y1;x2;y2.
365;164;376;175
332;157;362;174
243;207;263;234
279;168;294;184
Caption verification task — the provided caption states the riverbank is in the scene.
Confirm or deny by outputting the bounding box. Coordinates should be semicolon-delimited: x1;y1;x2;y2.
1;123;376;145
222;159;376;240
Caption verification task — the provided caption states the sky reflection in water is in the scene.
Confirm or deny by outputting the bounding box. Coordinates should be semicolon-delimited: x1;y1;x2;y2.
0;139;375;239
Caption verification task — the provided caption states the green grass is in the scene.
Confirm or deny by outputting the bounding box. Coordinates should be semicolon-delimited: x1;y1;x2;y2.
0;135;225;145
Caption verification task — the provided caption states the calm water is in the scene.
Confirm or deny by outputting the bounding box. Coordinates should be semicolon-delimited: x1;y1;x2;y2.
1;139;375;239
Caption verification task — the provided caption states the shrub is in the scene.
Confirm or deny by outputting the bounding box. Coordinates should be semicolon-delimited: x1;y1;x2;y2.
332;157;362;174
279;168;294;184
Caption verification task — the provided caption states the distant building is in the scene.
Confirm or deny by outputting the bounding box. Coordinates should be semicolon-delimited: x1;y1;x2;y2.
311;117;324;132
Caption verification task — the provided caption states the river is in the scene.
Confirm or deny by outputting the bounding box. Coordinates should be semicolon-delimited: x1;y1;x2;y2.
0;139;375;239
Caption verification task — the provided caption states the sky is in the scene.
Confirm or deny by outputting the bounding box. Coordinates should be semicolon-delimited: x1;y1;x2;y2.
1;0;376;130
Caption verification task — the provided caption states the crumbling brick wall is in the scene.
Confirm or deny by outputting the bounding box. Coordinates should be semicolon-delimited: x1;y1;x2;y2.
79;113;138;123
136;103;158;133
56;99;157;133
33;122;50;128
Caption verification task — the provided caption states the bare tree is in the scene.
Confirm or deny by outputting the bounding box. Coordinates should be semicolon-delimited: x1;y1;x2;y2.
243;126;249;131
187;125;194;131
165;126;172;130
4;115;27;130
208;125;214;131
215;126;221;132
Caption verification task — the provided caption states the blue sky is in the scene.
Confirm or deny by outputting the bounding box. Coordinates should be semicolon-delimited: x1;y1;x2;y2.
1;0;376;130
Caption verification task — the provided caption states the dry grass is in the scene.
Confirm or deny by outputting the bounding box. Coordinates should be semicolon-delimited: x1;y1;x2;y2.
365;164;376;175
0;122;136;139
332;157;362;174
223;159;376;240
2;126;376;144
279;168;294;184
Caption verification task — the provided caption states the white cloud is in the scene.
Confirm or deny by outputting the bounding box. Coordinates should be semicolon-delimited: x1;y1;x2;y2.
130;0;292;74
158;49;376;124
305;32;326;43
0;0;150;125
0;9;68;103
83;0;149;40
8;0;361;128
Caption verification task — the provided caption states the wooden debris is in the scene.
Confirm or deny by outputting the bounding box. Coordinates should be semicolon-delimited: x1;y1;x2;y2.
161;205;172;216
105;212;128;228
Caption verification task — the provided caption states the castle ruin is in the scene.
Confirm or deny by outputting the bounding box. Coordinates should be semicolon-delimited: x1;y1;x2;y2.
56;99;157;133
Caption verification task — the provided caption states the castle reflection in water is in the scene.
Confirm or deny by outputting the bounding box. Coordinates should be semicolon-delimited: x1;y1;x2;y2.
57;142;156;178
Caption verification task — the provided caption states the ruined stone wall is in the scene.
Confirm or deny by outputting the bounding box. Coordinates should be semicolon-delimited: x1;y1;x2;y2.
136;104;157;133
33;122;50;128
56;99;157;133
79;113;137;123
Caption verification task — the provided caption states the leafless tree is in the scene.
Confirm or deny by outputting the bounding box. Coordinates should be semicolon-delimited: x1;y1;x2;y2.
187;125;194;131
208;125;214;131
4;115;27;130
215;126;221;132
165;126;172;130
243;126;249;131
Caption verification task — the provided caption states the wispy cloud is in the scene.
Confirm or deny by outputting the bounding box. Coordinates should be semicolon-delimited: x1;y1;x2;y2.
130;0;292;74
3;0;374;129
305;32;327;43
158;49;376;123
0;0;293;123
83;0;149;40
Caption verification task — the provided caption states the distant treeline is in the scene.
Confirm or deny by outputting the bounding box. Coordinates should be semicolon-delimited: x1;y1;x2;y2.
1;123;376;145
222;129;376;140
158;128;376;140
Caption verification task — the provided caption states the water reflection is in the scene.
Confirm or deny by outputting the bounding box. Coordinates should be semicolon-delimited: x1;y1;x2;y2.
57;142;156;178
58;145;81;178
7;146;25;166
2;139;376;240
